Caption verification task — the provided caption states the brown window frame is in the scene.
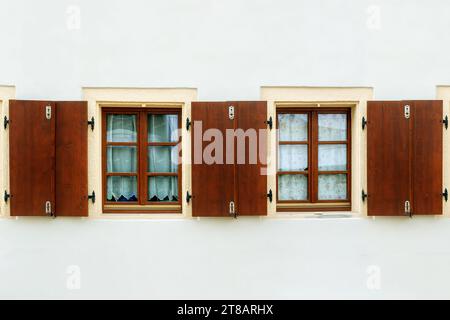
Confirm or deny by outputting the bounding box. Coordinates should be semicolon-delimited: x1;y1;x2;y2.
102;108;182;214
276;108;351;212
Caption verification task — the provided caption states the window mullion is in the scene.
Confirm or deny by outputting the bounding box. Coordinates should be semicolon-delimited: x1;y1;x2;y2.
138;111;147;205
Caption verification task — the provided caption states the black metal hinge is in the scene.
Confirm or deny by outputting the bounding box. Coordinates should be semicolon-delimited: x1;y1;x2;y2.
186;117;191;131
361;190;368;202
267;189;273;203
265;116;273;130
87;191;96;203
442;116;448;130
186;191;192;203
362;116;367;130
443;188;448;202
87;117;95;131
4;191;11;203
4;116;9;129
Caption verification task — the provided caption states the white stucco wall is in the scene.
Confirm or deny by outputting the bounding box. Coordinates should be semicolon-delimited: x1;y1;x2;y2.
2;0;450;299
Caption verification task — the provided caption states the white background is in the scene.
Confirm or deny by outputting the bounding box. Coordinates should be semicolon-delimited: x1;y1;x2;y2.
1;0;450;299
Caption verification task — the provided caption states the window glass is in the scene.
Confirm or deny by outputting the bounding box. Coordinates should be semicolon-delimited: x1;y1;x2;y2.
148;146;178;173
148;114;178;142
318;144;347;171
278;114;308;141
318;114;347;141
318;174;347;200
278;145;308;171
107;176;138;202
148;176;178;202
107;114;137;142
107;146;137;173
278;175;308;200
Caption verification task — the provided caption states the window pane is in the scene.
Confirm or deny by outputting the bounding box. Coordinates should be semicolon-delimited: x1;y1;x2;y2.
318;114;347;141
148;176;178;202
107;146;137;173
107;114;137;142
106;176;138;202
148;114;179;142
278;114;308;141
148;146;178;173
318;144;347;171
278;174;308;200
278;145;308;171
318;174;347;200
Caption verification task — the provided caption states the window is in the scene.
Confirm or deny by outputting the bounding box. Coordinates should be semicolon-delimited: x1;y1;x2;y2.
276;108;351;211
102;108;181;213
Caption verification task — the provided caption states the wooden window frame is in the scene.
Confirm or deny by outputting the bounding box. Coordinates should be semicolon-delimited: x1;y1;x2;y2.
276;107;351;212
102;107;182;214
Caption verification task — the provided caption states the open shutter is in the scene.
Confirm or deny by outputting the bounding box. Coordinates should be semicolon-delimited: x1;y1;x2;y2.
411;100;443;215
234;101;268;216
55;101;88;216
9;100;56;216
367;101;411;216
191;102;235;217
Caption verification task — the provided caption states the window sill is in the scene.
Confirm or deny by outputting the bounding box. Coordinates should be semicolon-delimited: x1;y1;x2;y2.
103;204;181;214
277;202;351;212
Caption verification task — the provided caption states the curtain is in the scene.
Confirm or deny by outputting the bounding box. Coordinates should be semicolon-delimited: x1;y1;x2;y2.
148;114;178;142
107;114;137;142
148;176;178;202
107;176;138;202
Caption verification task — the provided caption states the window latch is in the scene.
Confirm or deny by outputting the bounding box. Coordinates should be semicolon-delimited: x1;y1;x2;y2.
4;116;9;129
87;117;95;131
267;189;273;203
87;191;96;203
265;116;273;130
4;191;11;203
442;116;448;130
443;188;448;202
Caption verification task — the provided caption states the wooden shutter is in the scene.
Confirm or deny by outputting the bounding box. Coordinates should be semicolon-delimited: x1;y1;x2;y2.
411;100;443;215
55;101;88;216
9;100;56;216
367;101;411;216
191;102;235;217
234;101;268;216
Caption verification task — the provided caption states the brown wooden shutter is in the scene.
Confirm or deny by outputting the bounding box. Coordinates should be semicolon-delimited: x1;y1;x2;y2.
367;101;411;216
234;101;268;216
410;100;443;215
55;101;88;217
191;102;235;217
367;100;443;216
9;100;56;216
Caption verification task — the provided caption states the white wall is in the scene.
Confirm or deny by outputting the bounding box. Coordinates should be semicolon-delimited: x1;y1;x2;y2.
1;0;450;299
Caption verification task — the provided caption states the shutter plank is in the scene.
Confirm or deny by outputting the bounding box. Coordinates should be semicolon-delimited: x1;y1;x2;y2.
411;100;443;215
234;101;268;216
367;101;411;216
56;101;88;216
9;100;56;216
191;102;235;216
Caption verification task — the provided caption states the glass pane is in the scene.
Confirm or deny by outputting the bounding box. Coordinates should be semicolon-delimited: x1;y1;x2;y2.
106;114;137;142
148;114;179;142
278;174;308;200
318;114;347;141
318;174;347;200
278;145;308;171
107;146;137;173
318;144;347;171
278;114;308;141
148;176;178;202
148;146;178;173
106;176;138;202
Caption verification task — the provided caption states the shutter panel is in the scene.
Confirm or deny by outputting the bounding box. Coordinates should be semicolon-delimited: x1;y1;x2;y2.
9;100;56;216
367;101;411;216
411;100;443;215
191;102;235;216
234;101;268;216
55;101;88;216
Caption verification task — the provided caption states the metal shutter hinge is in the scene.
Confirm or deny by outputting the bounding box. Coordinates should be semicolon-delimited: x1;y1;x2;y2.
442;116;448;130
186;117;191;131
228;106;235;120
362;116;367;130
267;189;273;203
443;188;448;202
3;116;9;129
186;191;192;203
229;201;237;218
362;190;368;202
45;106;52;120
265;116;273;130
87;117;95;131
404;200;411;217
45;201;53;216
4;191;11;203
87;191;96;203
